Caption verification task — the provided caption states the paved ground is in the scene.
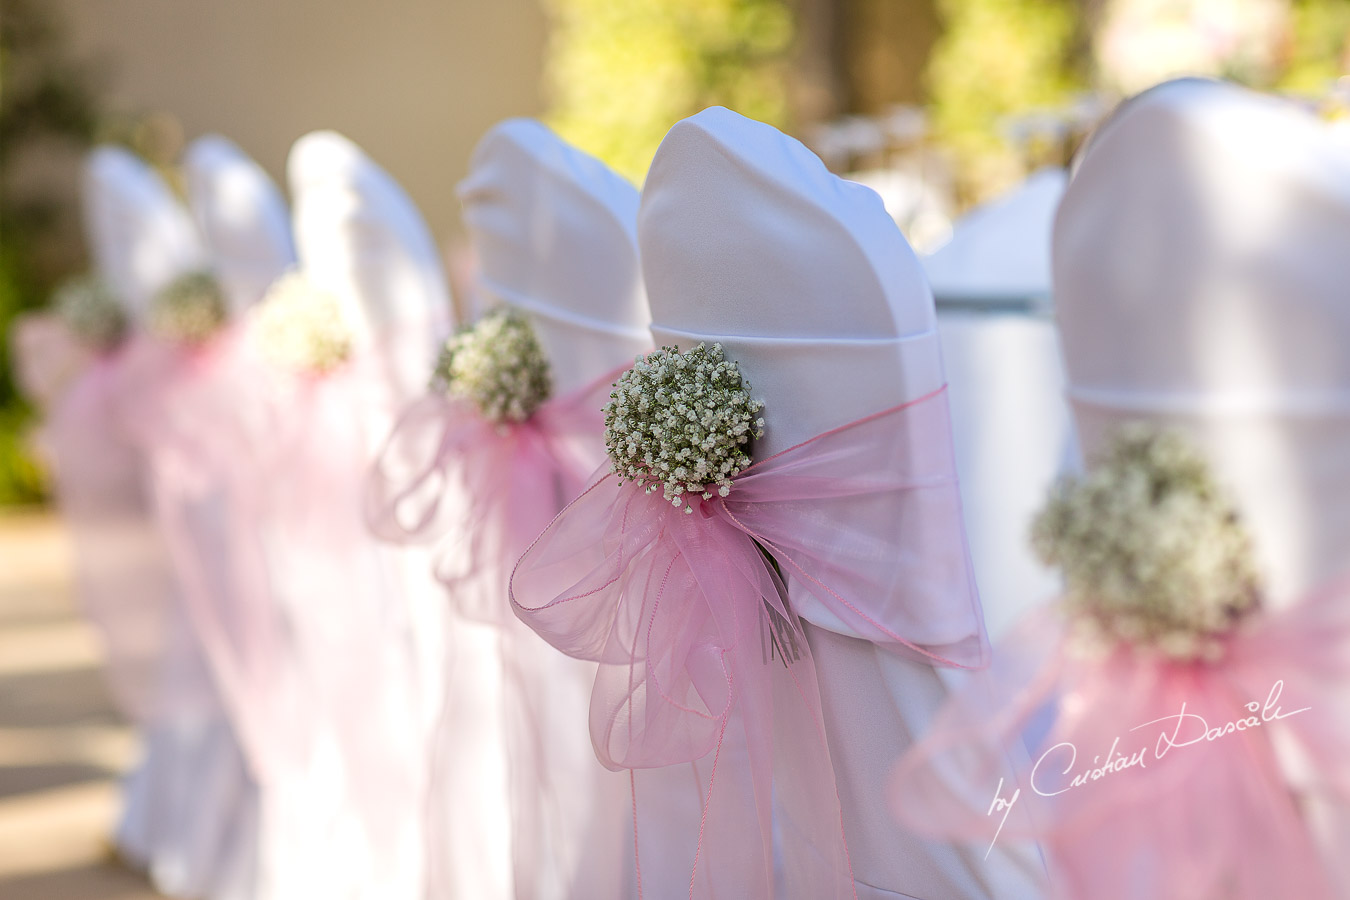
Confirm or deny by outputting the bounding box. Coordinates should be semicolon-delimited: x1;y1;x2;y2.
0;509;160;899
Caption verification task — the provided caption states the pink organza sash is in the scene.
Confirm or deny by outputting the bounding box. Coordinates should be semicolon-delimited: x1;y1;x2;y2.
245;351;427;881
366;367;622;624
125;324;427;889
888;580;1350;899
510;386;987;899
21;320;217;726
120;328;316;785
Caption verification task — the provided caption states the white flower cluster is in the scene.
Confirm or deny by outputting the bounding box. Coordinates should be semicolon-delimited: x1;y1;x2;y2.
148;271;228;344
1031;425;1263;661
604;342;765;512
432;307;552;424
53;275;126;350
253;272;354;374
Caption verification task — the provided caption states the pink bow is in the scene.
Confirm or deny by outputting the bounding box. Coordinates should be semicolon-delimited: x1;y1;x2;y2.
889;577;1350;899
366;367;622;624
510;386;987;899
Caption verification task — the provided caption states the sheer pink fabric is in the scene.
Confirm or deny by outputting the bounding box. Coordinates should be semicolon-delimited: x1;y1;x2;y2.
119;328;315;787
124;323;427;897
367;368;630;899
889;579;1350;899
13;315;217;726
509;387;987;899
367;368;619;623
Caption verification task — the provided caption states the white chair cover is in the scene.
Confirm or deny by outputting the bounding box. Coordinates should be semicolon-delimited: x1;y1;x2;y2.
638;107;1045;899
446;117;649;900
289;130;452;404
923;170;1075;638
83;145;258;900
183;135;297;315
84;147;206;319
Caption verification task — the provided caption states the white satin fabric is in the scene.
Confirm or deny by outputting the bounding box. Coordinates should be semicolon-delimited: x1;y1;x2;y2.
288;130;455;900
1053;77;1350;895
84;145;259;900
450;118;648;900
923;171;1074;639
638;107;1045;899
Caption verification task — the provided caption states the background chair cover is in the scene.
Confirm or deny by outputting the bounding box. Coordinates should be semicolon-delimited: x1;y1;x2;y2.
84;147;206;322
82;145;258;900
1054;76;1350;894
637;107;1045;899
288;130;451;403
185;133;435;899
184;136;297;317
282;129;459;900
922;169;1075;639
923;169;1064;307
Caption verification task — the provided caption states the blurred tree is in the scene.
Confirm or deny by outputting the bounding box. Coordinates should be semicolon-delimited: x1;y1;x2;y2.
926;0;1083;204
542;0;796;182
1280;0;1350;93
839;0;942;114
0;0;101;503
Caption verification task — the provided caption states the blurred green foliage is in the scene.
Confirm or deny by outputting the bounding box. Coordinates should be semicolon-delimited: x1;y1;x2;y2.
926;0;1082;203
1281;0;1350;93
0;0;101;504
543;0;795;183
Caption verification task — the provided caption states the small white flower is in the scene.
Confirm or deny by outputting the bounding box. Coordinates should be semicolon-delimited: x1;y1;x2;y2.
148;271;227;344
433;307;551;424
604;342;765;510
253;273;354;374
52;275;126;350
1031;425;1263;662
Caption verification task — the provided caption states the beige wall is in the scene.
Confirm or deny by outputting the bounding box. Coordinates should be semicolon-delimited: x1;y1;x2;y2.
56;0;550;242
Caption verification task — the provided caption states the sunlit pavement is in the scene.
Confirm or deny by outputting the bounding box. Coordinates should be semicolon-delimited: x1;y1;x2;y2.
0;510;159;899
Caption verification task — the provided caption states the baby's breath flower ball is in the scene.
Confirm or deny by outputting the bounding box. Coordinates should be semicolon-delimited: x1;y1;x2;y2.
432;307;551;424
148;271;228;344
1031;425;1263;662
604;342;765;512
254;273;354;374
53;275;126;350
